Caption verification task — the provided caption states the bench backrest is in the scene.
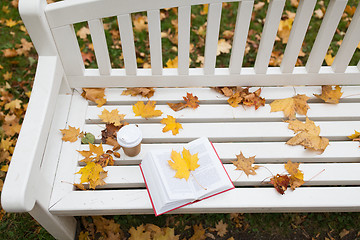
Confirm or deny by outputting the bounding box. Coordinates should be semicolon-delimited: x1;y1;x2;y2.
21;0;360;87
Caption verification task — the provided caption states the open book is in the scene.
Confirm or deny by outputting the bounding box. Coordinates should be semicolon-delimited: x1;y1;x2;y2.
140;137;234;216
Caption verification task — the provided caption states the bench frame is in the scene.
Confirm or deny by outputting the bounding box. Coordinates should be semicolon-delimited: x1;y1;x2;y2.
2;0;360;239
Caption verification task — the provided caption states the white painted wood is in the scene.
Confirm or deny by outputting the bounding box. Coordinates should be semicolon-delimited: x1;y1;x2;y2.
45;0;241;28
280;0;316;73
49;187;360;215
204;2;222;75
117;14;137;75
178;5;191;75
1;57;63;212
332;1;360;73
67;66;360;87
49;93;89;207
306;0;348;73
147;10;163;75
51;25;85;76
79;141;360;165
88;18;111;75
229;0;254;74
254;0;286;74
84;121;358;143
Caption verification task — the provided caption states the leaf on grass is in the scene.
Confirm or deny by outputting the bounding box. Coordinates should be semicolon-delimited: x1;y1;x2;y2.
231;152;259;176
77;26;90;39
98;109;126;127
214;220;228;237
76;162;108;189
278;18;294;44
81;88;106;107
168;148;199;181
122;87;155;98
270;94;310;119
133;101;163;118
314;85;343;104
167;93;200;111
324;52;334;66
2;48;18;58
60;126;81;142
5;99;22;112
270;174;290;195
93;216;123;239
285;160;305;190
161;115;183;135
165;56;178;68
348;130;360;142
217;39;231;56
190;224;206;240
129;225;151;240
286;117;329;152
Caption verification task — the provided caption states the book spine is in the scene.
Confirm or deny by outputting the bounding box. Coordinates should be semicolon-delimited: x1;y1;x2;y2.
210;141;235;188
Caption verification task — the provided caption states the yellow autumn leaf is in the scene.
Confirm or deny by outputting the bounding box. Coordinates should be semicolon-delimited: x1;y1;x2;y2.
168;148;199;181
132;101;163;118
270;94;310;119
165;56;178;68
76;162;108;189
98;109;125;126
60;126;81;142
89;142;104;157
278;18;294;44
3;71;12;81
133;15;148;32
314;85;343;104
161;115;183;135
324;52;334;66
284;160;305;190
200;4;208;15
1;164;9;172
5;19;17;27
216;39;231;56
81;88;107;107
348;130;360;140
4;99;22;112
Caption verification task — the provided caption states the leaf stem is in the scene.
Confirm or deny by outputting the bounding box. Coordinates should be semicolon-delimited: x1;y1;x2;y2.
190;172;207;190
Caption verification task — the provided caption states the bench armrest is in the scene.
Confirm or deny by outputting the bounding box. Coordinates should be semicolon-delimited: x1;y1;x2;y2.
1;56;64;212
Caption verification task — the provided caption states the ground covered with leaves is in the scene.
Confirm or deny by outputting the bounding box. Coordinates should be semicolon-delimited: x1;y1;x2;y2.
1;0;360;239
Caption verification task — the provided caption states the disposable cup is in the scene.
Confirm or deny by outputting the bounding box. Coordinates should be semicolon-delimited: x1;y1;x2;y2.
117;124;142;157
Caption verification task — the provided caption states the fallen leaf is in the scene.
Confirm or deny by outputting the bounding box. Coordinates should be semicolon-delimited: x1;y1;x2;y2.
254;2;265;11
77;26;90;39
314;85;343;104
133;101;163;118
5;19;17;27
82;88;106;107
2;48;18;58
345;5;356;17
98;109;126;126
2;6;10;14
167;93;200;111
228;92;243;107
217;39;231;56
101;123;121;144
166;56;178;68
214;220;228;237
225;87;265;110
285;160;305;190
60;126;81;142
348;130;360;141
161;115;183;135
4;99;22;112
129;225;151;240
190;224;206;240
168;148;199;181
122;87;155;98
314;8;324;19
339;229;350;239
106;137;121;152
232;152;259;176
270;174;290;195
81;51;94;65
3;72;12;81
278;18;294;44
324;52;334;66
93;216;123;239
286;117;329;152
76;161;108;189
270;94;310;119
133;15;148;32
290;0;299;7
200;4;208;15
222;30;234;40
81;132;95;144
1;164;9;172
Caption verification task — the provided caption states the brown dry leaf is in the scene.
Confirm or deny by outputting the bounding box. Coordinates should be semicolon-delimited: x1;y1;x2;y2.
232;152;259;176
60;126;81;142
190;224;206;240
5;99;22;112
133;15;148;32
291;0;299;7
81;52;94;65
284;160;305;190
106;137;121;152
76;162;108;189
3;72;12;81
122;87;155;98
278;18;294;44
133;101;163;118
167;93;200;111
129;224;151;240
214;220;228;237
92;216;123;239
225;87;265;110
77;26;90;39
98;109;125;126
254;1;265;11
101;123;121;144
2;48;18;58
228;92;243;107
270;94;310;119
3;115;21;136
242;88;266;110
222;30;234;40
81;88;106;107
270;174;290;195
161;115;183;135
16;38;33;56
339;229;350;239
345;5;356;17
217;39;231;56
314;85;343;104
286;117;329;153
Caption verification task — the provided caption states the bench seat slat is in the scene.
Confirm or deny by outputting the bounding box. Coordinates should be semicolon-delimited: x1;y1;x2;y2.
78;141;360;165
74;163;360;188
49;187;360;216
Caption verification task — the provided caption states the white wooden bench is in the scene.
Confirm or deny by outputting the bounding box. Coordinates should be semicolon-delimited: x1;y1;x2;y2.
2;0;360;239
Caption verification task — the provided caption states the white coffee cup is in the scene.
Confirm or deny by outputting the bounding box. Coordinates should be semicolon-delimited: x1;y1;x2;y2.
117;124;142;157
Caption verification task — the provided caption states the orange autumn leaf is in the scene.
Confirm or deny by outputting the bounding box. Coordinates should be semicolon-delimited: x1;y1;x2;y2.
60;126;81;142
2;48;18;58
314;85;343;104
133;101;163;118
270;174;290;195
168;93;200;111
284;160;305;190
348;130;360;142
168;148;199;181
231;151;259;176
161;115;183;135
98;109;125;127
75;161;107;189
122;87;155;98
270;94;310;119
81;88;106;107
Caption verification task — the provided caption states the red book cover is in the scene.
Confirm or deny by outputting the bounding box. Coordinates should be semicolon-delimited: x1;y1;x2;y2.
140;141;234;216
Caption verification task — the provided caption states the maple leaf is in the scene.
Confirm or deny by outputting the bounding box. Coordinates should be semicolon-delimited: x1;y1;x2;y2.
89;142;104;156
324;52;334;66
133;101;163;118
101;123;121;144
314;85;343;104
348;130;360;142
93;216;123;239
165;56;178;68
286;117;329;152
270;94;310;119
129;224;151;240
270;174;290;195
76;161;107;189
189;224;206;240
213;86;234;97
217;39;231;56
314;8;324;19
81;88;107;107
161;115;183;135
278;18;294;44
214;220;228;237
106;137;121;152
345;5;356;16
98;109;125;126
60;126;81;142
200;4;208;15
5;19;17;27
254;1;265;11
242;88;265;110
231;151;259;176
81;52;95;65
122;87;155;98
168;92;200;111
3;115;21;136
4;99;22;112
3;71;12;81
77;26;90;39
2;48;17;58
168;148;199;181
133;15;148;32
285;160;305;190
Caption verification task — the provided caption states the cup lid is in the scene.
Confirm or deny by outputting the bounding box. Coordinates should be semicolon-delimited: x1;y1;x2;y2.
117;124;142;148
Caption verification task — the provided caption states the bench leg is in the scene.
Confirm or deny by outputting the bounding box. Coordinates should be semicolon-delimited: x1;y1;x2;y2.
29;203;77;240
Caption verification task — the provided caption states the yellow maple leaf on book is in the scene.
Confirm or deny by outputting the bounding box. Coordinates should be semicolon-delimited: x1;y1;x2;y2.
168;148;199;181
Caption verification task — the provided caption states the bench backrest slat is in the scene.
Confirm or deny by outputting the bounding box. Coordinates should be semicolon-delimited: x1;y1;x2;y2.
118;14;137;75
178;6;192;75
148;10;163;75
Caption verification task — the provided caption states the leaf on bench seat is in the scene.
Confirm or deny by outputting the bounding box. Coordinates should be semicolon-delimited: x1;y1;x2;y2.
270;174;290;195
76;161;108;190
314;85;343;104
81;88;106;107
348;130;360;142
133;101;163;118
161;115;183;135
167;93;199;111
60;126;81;142
231;152;259;176
270;94;310;119
122;87;155;98
98;109;126;127
285;160;305;190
